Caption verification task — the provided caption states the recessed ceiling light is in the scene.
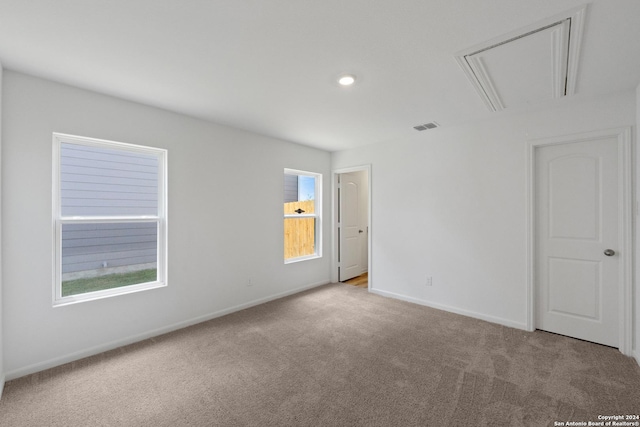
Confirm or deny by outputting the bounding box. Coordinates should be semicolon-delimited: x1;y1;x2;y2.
338;74;356;86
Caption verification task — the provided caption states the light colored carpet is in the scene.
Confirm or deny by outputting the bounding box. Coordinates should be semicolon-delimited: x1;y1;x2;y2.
1;283;639;426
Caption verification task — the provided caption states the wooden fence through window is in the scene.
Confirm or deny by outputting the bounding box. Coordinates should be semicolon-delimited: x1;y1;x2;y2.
284;200;315;260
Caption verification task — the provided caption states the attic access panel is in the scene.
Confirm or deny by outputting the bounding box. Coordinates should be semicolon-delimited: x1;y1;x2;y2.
455;6;587;112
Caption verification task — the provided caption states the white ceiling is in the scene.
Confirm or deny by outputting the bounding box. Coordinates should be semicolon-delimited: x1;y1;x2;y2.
0;0;639;151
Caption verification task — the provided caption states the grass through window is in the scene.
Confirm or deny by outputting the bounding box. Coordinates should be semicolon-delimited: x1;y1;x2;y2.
62;269;157;297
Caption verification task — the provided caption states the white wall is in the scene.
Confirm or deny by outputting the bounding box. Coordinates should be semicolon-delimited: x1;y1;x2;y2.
2;71;331;379
636;83;640;365
333;92;637;332
0;62;4;395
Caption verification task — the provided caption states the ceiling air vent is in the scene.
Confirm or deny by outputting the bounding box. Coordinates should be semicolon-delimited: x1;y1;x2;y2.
454;5;587;112
414;122;439;131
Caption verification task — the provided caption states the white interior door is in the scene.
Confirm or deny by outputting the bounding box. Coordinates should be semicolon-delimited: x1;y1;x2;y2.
339;172;363;281
535;136;620;347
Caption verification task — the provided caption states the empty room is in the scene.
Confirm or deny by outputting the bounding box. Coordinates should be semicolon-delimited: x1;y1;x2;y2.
0;0;639;425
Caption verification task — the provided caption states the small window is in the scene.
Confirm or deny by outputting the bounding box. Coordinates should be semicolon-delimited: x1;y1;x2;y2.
52;133;167;305
284;169;322;263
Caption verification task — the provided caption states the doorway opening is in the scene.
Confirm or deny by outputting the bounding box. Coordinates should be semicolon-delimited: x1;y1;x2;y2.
343;272;368;288
332;166;371;290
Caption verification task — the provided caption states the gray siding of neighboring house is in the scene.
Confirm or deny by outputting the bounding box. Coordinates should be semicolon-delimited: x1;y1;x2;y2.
61;143;158;216
60;142;159;275
62;223;157;273
284;173;298;203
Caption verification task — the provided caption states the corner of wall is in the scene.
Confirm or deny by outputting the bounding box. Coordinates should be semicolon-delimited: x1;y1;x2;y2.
635;83;640;363
0;61;4;398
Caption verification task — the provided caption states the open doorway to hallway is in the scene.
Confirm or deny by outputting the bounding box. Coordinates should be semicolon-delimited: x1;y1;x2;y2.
334;166;370;289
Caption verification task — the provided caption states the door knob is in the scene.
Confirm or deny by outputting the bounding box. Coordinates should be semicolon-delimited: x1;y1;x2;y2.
604;249;615;257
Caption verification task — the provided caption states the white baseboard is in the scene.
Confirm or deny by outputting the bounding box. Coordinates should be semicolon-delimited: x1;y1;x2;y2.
370;288;528;331
5;280;329;381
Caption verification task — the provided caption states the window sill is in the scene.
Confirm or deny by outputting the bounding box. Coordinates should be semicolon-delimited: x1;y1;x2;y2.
53;281;166;307
284;254;322;264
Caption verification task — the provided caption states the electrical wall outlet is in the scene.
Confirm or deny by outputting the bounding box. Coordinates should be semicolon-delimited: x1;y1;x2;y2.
246;278;253;287
426;276;433;286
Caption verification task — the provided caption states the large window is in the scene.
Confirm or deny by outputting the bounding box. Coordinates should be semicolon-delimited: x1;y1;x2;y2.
284;169;321;263
53;133;167;305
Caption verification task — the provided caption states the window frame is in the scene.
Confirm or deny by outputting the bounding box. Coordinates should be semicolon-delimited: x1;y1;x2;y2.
52;133;168;306
284;168;322;264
